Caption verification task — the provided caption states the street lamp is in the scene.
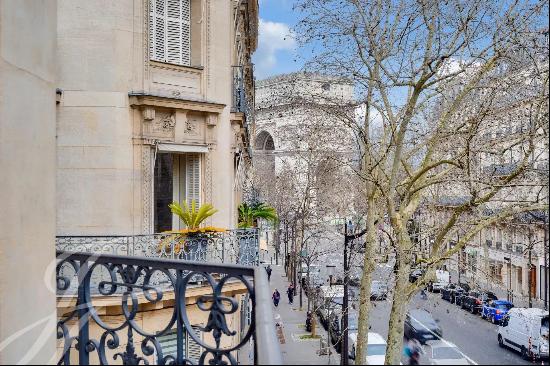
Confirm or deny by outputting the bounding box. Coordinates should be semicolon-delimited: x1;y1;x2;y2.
503;256;512;303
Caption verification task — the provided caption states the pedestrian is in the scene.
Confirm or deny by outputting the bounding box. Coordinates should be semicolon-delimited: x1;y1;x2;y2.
405;338;422;365
266;265;272;282
287;284;294;305
272;289;281;307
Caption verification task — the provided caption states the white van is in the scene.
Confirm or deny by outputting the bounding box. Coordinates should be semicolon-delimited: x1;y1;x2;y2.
428;270;450;292
497;308;549;359
348;332;387;364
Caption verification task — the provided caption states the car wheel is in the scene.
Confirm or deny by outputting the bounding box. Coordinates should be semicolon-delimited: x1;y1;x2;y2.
481;311;486;319
470;305;476;314
521;346;529;360
491;315;497;324
498;335;504;348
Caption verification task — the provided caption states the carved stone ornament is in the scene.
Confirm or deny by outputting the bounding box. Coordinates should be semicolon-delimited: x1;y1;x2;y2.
152;112;176;135
184;120;199;136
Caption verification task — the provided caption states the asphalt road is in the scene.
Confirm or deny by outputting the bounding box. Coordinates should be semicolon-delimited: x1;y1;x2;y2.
359;290;533;365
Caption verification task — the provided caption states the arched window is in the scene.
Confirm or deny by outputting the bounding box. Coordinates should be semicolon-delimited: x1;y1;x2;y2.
255;131;275;151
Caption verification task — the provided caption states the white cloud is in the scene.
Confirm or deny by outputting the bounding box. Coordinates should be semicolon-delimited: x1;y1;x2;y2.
254;18;296;79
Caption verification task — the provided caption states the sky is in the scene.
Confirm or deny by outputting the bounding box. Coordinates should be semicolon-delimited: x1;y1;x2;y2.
253;0;303;80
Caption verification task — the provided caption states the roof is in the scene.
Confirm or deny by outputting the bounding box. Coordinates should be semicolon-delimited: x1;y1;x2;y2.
368;332;386;344
492;300;513;305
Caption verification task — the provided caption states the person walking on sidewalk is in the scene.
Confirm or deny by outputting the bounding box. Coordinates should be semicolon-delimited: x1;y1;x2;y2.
287;284;294;305
272;289;281;307
265;265;272;282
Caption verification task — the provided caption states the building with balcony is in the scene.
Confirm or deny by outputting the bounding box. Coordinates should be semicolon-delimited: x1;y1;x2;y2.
1;1;281;364
56;0;258;234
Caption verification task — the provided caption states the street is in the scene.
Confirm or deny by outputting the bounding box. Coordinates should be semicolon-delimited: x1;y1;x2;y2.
362;291;533;365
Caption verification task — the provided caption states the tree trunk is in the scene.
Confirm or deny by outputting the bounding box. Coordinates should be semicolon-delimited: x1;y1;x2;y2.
355;198;377;364
385;244;411;365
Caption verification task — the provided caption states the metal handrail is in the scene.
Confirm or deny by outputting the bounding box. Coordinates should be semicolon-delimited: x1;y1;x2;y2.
56;250;282;365
56;229;259;266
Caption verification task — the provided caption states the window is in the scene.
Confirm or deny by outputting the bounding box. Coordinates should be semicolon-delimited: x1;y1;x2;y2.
157;326;203;363
150;0;191;66
154;153;201;232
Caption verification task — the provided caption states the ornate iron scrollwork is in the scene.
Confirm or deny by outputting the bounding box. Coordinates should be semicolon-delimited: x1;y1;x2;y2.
56;251;259;365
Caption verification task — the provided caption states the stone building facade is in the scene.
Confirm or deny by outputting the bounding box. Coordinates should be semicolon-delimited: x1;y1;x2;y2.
56;0;257;235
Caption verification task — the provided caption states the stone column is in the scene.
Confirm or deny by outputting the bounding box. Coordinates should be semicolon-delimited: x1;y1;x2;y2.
0;0;57;363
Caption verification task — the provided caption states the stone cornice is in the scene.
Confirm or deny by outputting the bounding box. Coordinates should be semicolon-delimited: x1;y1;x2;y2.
129;91;226;114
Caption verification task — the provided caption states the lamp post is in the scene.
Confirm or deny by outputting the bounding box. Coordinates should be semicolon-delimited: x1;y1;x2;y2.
326;264;336;365
504;256;512;302
341;220;367;366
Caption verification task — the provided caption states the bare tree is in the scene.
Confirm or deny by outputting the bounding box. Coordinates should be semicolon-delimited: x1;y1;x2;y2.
294;0;549;363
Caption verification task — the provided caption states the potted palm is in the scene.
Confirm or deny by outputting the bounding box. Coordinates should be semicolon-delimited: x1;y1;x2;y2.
238;202;278;228
158;200;224;255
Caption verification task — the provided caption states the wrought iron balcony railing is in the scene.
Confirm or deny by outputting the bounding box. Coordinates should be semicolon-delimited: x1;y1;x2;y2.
56;229;259;266
56;251;282;365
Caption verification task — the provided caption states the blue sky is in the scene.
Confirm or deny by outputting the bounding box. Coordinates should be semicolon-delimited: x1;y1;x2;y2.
253;0;303;80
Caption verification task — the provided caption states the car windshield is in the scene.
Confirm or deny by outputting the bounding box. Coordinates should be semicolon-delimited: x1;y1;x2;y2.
367;344;386;356
410;312;437;328
432;346;463;360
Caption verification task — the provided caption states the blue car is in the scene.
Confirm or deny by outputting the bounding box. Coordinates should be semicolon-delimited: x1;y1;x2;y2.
481;300;513;324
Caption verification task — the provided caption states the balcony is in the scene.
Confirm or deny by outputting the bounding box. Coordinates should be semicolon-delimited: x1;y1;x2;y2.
55;229;282;365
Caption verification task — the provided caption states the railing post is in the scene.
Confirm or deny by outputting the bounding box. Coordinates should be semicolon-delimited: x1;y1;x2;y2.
77;260;90;365
176;270;185;365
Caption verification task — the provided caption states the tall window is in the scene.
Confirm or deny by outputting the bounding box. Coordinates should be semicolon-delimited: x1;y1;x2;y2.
154;153;201;232
149;0;191;66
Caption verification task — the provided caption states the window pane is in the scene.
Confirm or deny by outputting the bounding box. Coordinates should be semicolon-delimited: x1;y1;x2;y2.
155;153;174;232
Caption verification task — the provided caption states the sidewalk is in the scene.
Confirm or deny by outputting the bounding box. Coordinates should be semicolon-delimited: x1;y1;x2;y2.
268;264;336;365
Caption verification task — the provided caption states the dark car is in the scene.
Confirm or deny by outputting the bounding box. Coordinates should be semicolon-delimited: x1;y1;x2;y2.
462;291;498;314
404;309;443;344
441;284;457;302
329;312;358;352
409;269;425;283
441;283;470;303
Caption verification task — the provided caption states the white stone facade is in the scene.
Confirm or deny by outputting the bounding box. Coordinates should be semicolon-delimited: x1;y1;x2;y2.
55;0;258;235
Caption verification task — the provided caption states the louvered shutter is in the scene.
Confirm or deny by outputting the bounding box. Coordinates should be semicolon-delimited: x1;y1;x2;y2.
150;0;190;66
158;330;178;359
150;0;166;62
185;154;201;206
186;326;203;363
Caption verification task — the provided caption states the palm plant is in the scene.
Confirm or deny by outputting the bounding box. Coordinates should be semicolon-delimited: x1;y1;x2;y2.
238;202;278;228
169;200;218;230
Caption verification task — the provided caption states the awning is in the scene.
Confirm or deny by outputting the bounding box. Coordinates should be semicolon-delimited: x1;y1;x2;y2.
157;143;209;154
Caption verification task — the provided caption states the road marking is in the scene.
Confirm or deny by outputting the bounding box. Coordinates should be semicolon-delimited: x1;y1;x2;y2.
410;315;479;365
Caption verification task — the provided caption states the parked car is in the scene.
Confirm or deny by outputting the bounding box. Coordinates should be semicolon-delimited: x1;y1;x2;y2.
460;291;498;314
404;309;442;344
454;286;470;307
498;308;549;360
424;340;470;365
428;270;450;293
441;283;469;303
317;300;342;330
409;269;424;283
348;332;387;364
371;281;389;300
441;284;457;302
329;311;358;352
481;300;513;324
461;291;497;314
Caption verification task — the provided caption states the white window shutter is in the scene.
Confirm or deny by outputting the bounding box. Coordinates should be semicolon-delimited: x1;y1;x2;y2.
181;0;191;66
186;326;203;363
150;0;167;62
150;0;190;66
185;154;201;206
